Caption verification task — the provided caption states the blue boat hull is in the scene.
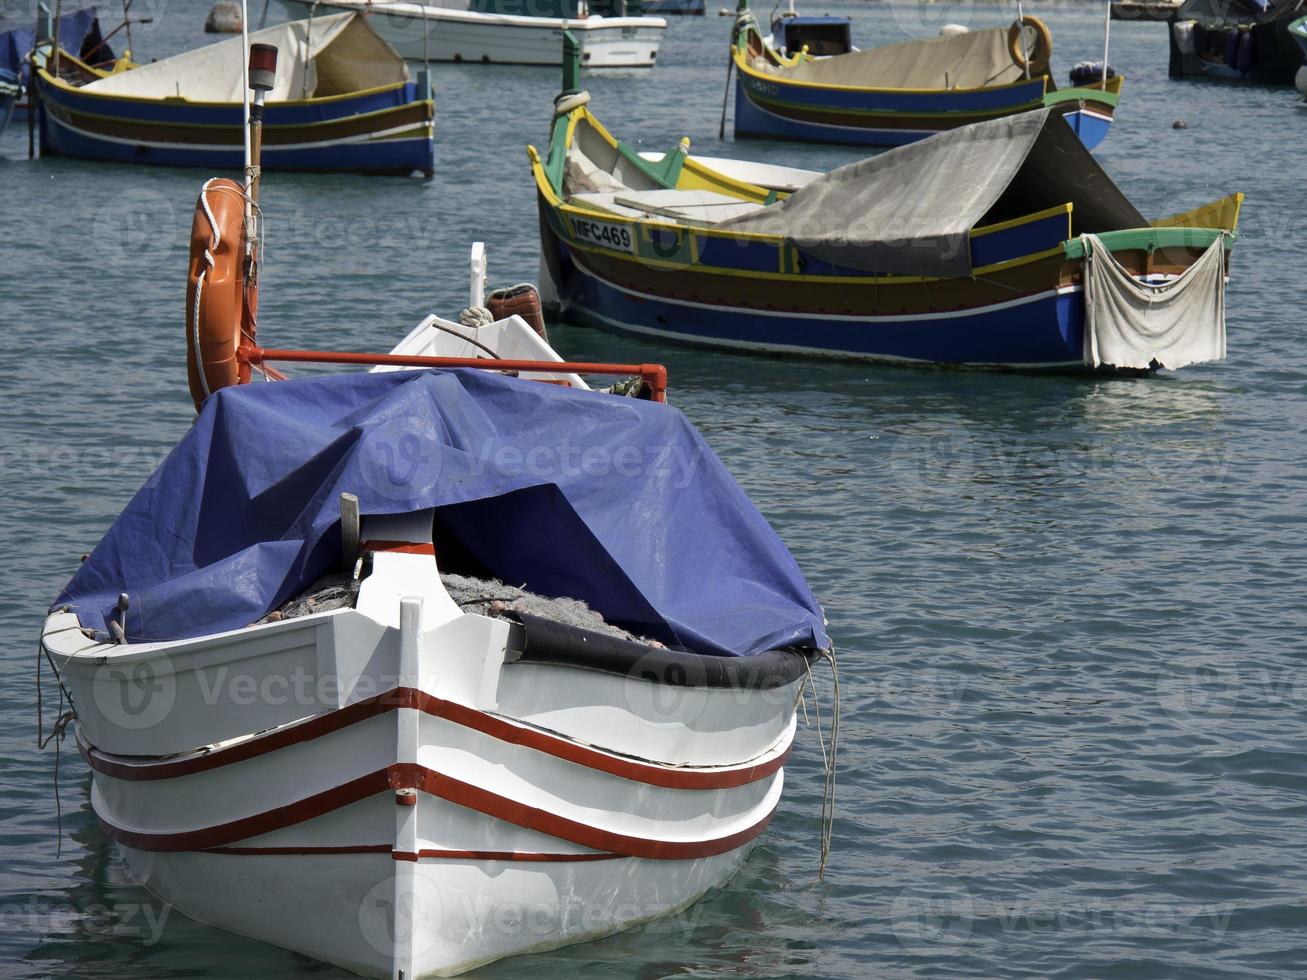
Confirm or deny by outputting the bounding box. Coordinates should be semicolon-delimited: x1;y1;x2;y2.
733;72;1121;150
37;77;435;175
553;241;1087;370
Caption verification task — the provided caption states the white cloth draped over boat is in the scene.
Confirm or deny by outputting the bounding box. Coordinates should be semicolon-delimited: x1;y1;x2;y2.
1081;233;1227;370
80;13;408;103
777;26;1024;90
718;109;1146;277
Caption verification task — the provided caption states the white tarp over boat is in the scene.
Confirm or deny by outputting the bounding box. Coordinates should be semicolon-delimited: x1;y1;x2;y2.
717;109;1147;277
777;26;1024;90
1081;233;1227;370
81;13;407;103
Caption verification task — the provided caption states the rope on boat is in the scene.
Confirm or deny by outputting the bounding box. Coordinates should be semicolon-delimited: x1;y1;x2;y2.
803;645;840;880
553;91;591;117
35;627;79;858
458;306;494;329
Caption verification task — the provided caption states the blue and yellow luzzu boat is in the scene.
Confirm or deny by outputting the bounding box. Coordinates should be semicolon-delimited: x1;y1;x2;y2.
531;80;1241;372
36;13;434;176
731;2;1124;149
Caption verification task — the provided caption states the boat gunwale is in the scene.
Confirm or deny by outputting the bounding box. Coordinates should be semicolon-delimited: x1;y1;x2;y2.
281;0;668;31
532;106;1237;287
732;21;1055;98
36;65;418;111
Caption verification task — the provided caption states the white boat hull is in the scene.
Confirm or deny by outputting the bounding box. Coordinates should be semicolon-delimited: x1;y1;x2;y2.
46;547;807;976
282;0;666;67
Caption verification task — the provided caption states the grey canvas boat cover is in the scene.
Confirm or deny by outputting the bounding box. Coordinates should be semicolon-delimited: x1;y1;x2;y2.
777;26;1024;90
718;109;1147;278
83;13;407;102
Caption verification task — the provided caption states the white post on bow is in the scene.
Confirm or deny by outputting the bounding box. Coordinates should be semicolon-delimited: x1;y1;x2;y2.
1101;0;1112;90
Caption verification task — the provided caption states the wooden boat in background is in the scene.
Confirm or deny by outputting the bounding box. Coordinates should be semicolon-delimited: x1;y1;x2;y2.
37;13;435;175
531;49;1240;372
281;0;667;68
1;5;123;129
730;1;1124;149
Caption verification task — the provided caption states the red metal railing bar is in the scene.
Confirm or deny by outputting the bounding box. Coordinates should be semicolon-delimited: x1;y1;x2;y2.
237;345;668;403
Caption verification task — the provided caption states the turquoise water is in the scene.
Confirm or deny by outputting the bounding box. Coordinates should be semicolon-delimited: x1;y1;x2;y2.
3;0;1307;976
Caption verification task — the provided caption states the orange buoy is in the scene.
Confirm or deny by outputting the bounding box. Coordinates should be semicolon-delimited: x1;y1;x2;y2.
186;178;255;411
1008;15;1053;76
487;284;549;342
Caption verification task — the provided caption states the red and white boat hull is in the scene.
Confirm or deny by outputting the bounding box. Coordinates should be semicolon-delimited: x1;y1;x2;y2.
45;550;808;976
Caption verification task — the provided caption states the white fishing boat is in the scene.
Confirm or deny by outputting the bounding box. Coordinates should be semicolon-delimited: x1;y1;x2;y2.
281;0;666;68
37;39;831;978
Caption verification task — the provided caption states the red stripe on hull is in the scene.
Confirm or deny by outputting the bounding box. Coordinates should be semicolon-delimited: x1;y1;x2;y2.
80;688;791;790
96;762;777;860
205;844;620;862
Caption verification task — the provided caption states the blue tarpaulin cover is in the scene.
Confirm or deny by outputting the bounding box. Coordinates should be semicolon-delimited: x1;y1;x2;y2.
55;370;829;658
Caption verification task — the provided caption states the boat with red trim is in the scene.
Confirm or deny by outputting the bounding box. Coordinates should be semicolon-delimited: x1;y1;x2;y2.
38;39;831;977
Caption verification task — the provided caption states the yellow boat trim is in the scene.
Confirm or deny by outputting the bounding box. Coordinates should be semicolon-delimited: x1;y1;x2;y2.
36;68;413;109
562;232;1067;285
732;42;1052;97
38;84;431;133
1152;192;1243;234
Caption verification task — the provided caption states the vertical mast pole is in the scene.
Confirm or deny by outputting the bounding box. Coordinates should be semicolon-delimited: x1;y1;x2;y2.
241;0;252;199
1101;0;1112;90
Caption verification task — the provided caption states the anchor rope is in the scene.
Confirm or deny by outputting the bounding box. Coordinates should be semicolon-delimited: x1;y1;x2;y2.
802;645;840;880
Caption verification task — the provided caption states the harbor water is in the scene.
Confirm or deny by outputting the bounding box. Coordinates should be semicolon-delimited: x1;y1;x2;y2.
2;1;1306;975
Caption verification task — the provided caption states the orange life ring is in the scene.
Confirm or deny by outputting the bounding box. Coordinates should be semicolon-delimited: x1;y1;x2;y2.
1008;15;1053;75
186;178;255;412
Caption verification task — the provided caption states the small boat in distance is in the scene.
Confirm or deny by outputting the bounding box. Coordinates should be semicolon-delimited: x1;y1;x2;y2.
36;13;435;175
532;40;1239;373
1290;14;1307;98
1169;0;1307;86
643;0;704;14
0;5;122;132
282;0;667;68
730;0;1124;149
